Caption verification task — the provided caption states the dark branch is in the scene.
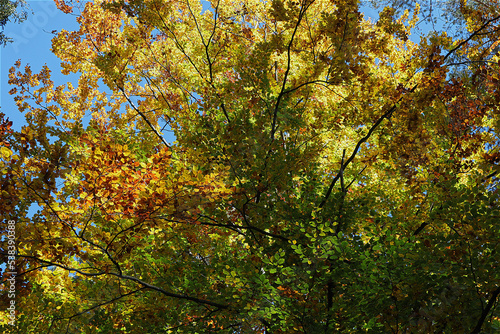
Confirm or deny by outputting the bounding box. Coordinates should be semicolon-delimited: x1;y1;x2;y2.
471;286;500;334
319;100;402;208
14;254;230;309
443;14;500;63
117;85;170;148
270;2;312;141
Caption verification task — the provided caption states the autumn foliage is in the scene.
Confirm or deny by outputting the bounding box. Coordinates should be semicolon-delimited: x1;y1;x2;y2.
1;0;500;332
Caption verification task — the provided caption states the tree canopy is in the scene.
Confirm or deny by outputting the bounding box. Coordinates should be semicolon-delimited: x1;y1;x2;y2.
1;0;500;332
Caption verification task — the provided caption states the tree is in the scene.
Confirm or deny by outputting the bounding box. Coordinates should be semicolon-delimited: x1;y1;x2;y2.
0;0;28;45
1;0;500;332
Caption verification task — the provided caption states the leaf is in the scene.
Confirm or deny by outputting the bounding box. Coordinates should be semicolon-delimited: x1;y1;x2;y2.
0;146;12;159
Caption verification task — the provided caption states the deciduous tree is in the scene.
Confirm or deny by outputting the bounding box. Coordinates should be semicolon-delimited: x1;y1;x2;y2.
1;0;500;332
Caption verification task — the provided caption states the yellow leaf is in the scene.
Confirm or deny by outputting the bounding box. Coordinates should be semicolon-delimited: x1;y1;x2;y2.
0;146;12;159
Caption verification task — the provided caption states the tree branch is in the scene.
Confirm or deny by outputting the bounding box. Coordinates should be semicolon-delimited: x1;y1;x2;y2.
319;100;402;208
14;254;230;309
443;14;500;63
270;1;312;141
471;286;500;334
116;85;170;147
